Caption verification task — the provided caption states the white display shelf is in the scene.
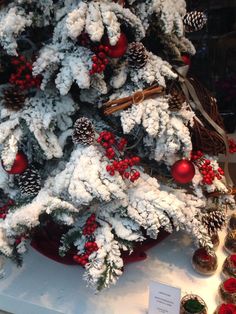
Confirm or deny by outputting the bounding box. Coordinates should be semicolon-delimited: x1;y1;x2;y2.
0;231;229;314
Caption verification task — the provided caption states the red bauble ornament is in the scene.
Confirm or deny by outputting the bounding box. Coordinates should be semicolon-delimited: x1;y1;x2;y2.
171;159;195;184
181;54;191;66
3;152;28;174
104;32;128;58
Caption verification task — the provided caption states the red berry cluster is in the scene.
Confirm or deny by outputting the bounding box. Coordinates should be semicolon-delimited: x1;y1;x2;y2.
79;33;110;75
9;55;42;90
190;150;204;161
0;199;14;220
191;151;224;185
83;213;98;236
229;138;236;154
73;241;98;267
90;45;110;75
97;131;141;182
73;214;99;267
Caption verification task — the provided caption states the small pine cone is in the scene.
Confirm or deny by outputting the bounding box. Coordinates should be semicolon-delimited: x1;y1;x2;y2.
3;88;26;111
72;117;95;145
168;93;184;111
127;42;148;69
202;209;226;235
183;11;207;32
17;166;41;197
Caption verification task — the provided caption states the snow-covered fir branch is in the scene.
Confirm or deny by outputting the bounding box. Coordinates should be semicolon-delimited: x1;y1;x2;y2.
0;7;32;55
0;89;77;160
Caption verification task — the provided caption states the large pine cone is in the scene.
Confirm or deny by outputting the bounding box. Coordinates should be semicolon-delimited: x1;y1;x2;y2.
168;93;184;111
3;88;26;111
183;11;207;32
127;42;148;69
17;166;41;197
201;209;226;235
72;117;95;145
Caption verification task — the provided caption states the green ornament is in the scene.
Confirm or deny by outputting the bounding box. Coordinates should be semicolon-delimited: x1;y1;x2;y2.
184;299;205;313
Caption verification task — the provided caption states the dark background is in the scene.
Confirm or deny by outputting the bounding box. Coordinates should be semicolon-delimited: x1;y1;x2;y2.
187;0;236;133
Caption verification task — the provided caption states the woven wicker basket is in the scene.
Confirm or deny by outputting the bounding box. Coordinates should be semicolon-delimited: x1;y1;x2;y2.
189;78;226;155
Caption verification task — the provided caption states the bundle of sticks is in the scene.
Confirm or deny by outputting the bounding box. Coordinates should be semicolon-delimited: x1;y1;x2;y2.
102;85;165;116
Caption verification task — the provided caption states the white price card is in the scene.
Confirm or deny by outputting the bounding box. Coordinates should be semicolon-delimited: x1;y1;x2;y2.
148;281;181;314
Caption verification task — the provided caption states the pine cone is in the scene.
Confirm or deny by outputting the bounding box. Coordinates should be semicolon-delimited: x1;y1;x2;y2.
183;11;207;32
72;117;95;145
17;166;41;197
127;42;148;69
168;92;184;111
202;209;226;235
3;88;26;111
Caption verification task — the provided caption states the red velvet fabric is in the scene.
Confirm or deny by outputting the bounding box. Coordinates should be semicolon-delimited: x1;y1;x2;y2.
30;222;169;266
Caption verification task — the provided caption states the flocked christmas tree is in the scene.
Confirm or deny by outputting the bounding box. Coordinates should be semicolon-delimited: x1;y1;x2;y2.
0;0;235;291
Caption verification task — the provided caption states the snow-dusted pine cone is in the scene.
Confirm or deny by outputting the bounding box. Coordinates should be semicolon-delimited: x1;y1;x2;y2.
168;93;184;111
202;209;226;235
183;11;207;32
17;166;41;197
3;88;26;111
127;42;148;69
72;117;95;145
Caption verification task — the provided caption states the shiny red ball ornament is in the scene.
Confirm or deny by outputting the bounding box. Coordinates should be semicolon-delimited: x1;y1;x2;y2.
181;54;191;66
171;159;195;184
3;152;28;174
105;32;128;58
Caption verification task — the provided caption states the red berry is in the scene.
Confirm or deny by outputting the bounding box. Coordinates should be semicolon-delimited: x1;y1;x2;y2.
81;260;87;266
108;138;115;145
130;176;135;182
92;63;98;71
112;161;119;169
107;147;114;154
92;56;98;62
73;255;79;262
98;52;106;59
132;156;141;164
128;159;134;166
106;165;111;172
90;214;96;221
124;172;130;179
102;142;109;148
11;59;19;65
